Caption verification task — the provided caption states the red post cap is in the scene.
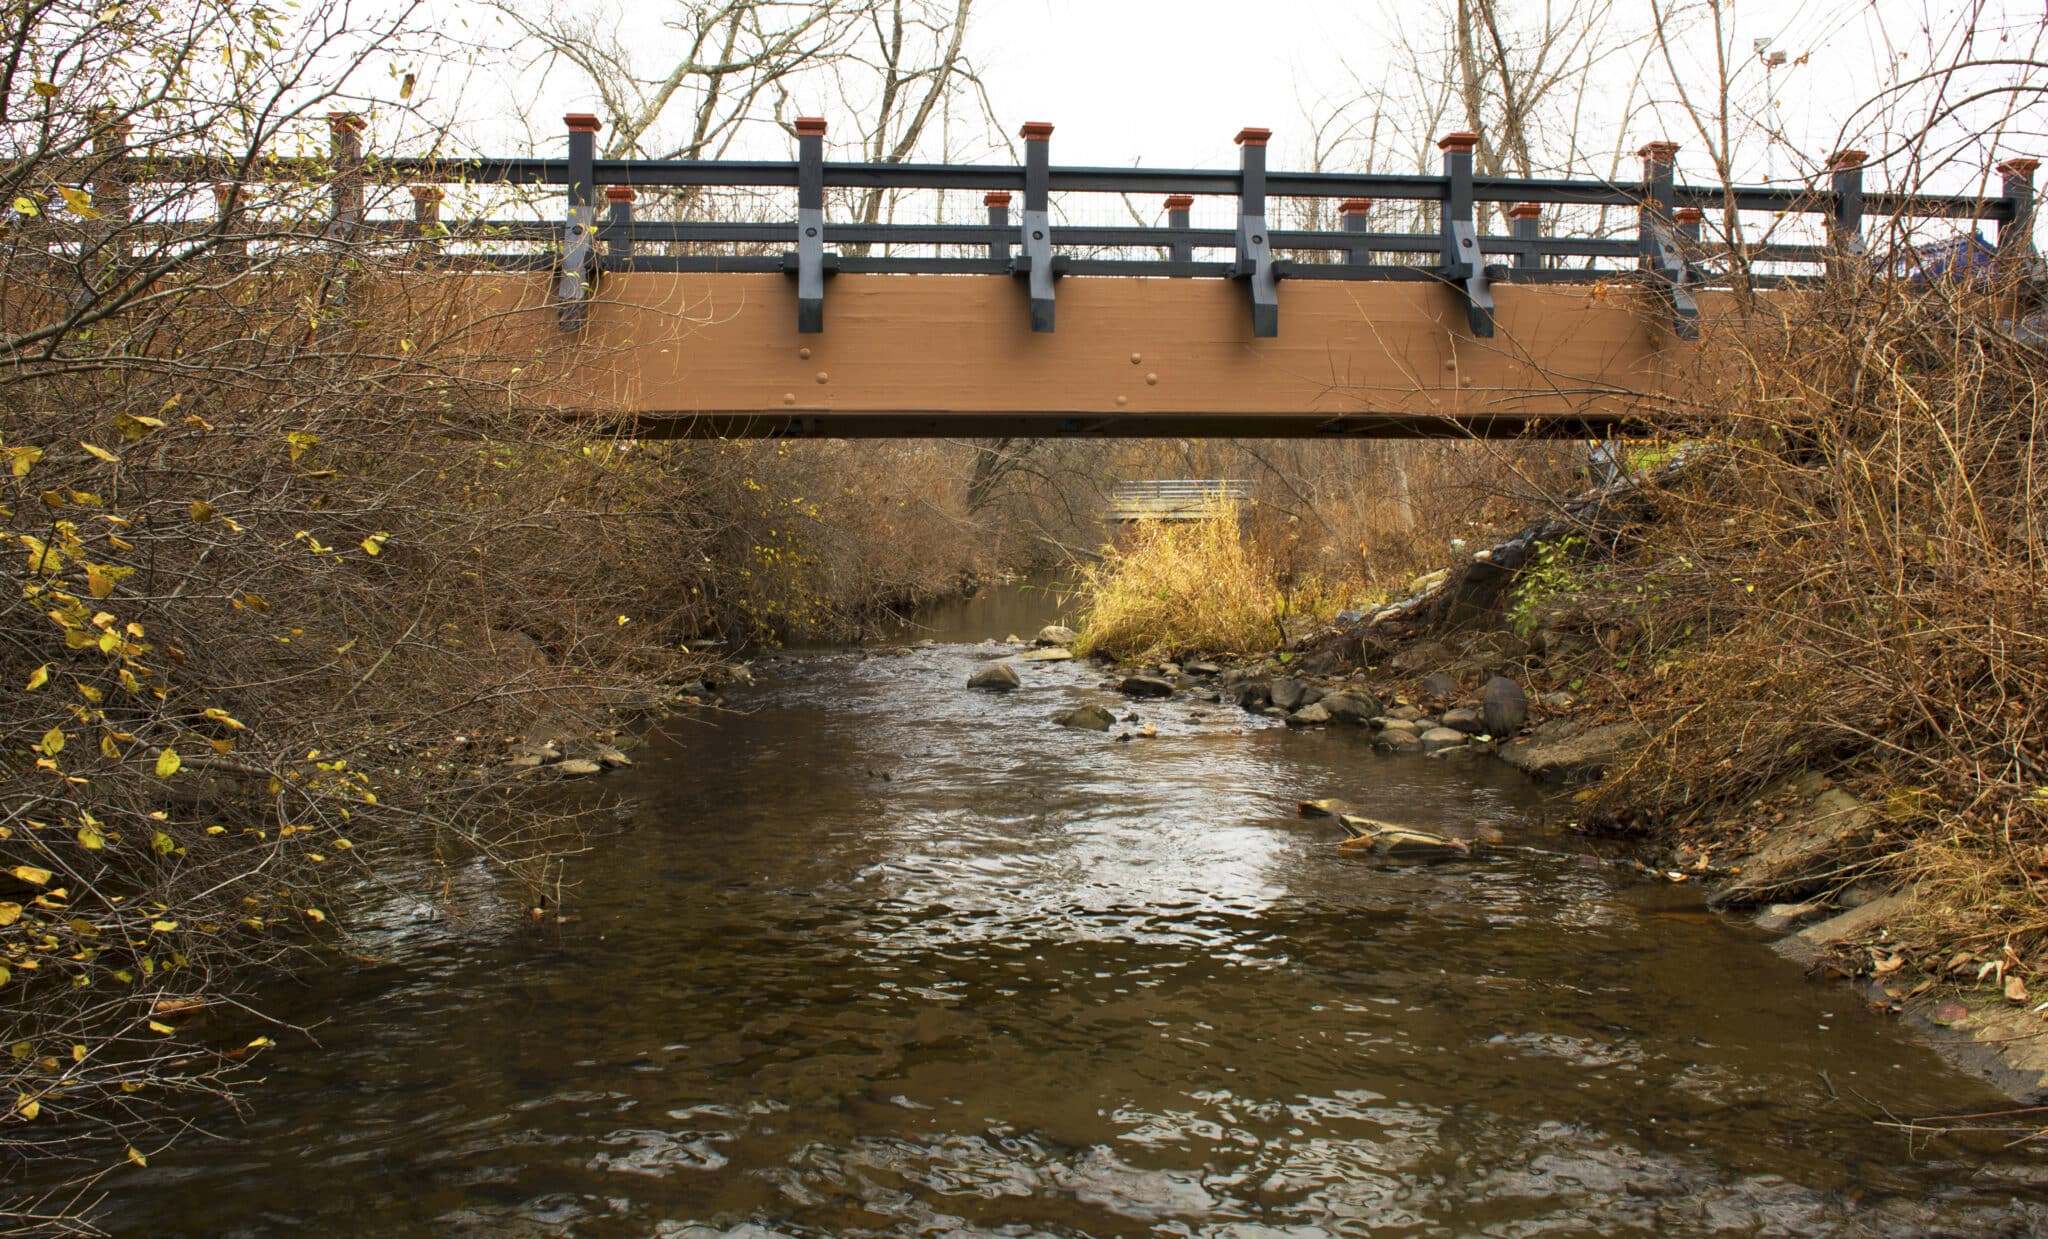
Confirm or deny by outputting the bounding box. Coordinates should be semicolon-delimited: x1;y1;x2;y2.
1437;132;1479;153
411;185;445;204
1164;193;1195;211
984;190;1012;208
1638;140;1680;161
1827;149;1867;171
604;185;636;203
1506;202;1542;220
794;116;827;137
1673;206;1705;224
1019;121;1054;141
1235;127;1272;147
1998;156;2040;180
1338;197;1373;215
565;113;602;134
328;111;366;132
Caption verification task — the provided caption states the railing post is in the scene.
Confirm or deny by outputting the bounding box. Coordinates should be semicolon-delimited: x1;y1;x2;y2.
212;183;245;267
1016;120;1056;332
89;110;132;276
1996;156;2039;284
409;185;443;263
1637;140;1698;339
605;185;636;269
1437;132;1494;337
1508;202;1542;271
794;116;826;332
1233;127;1278;337
557;112;601;332
327;112;365;241
1827;149;1867;279
1164;193;1194;268
1338;198;1373;268
1673;205;1703;247
984;191;1011;262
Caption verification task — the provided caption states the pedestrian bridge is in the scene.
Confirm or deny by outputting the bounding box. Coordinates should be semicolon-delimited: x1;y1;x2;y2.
84;114;2037;438
1105;480;1252;522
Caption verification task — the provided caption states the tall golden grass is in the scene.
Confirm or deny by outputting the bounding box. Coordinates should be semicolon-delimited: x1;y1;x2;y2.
1072;501;1350;659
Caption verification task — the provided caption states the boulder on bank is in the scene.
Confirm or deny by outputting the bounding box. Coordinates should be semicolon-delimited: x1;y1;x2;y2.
1482;675;1529;735
1035;624;1077;646
1233;680;1272;710
1269;677;1307;712
1286;702;1332;727
1497;718;1641;782
1319;691;1381;723
1056;702;1116;731
1441;706;1486;734
1119;674;1176;698
1418;671;1459;701
1420;727;1468;752
968;662;1021;691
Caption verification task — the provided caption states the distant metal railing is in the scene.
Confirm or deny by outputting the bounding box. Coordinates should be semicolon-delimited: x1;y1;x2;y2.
1106;479;1251;522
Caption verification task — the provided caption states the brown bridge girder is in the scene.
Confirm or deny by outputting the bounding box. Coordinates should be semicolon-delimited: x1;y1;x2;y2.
450;272;1706;437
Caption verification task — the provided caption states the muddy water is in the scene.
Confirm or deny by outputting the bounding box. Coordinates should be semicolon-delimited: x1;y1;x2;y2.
87;587;2048;1236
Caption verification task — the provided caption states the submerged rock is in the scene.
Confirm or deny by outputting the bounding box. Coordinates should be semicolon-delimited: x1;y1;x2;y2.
1018;646;1075;662
1119;674;1176;699
554;758;604;776
1056;702;1116;731
1334;815;1472;861
505;740;560;768
1035;624;1077;646
967;662;1021;691
1441;706;1486;734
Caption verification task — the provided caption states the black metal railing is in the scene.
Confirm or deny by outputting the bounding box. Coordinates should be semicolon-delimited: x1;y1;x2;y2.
61;113;2042;341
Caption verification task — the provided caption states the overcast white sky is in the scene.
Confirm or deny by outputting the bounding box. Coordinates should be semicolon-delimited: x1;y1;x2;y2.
419;0;2043;200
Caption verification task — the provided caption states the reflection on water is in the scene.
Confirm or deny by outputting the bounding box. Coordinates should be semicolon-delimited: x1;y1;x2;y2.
71;588;2048;1236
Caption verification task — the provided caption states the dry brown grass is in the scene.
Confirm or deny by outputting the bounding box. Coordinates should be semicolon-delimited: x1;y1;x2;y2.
1571;279;2048;966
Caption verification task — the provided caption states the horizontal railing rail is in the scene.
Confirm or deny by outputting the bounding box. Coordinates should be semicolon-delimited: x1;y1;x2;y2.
27;113;2039;340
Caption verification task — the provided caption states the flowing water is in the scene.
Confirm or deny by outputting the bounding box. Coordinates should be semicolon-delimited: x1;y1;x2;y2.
80;584;2048;1235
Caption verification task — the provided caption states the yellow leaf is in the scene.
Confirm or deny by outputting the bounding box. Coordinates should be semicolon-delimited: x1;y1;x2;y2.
146;1020;172;1035
189;500;215;522
11;196;38;217
85;564;114;598
149;920;176;932
55;186;100;220
284;430;319;463
302;908;326;923
30;80;56;98
246;1036;274;1048
79;442;116;463
0;904;19;926
39;727;65;756
10;866;51;886
111;412;162;441
201;708;245;730
126;1146;146;1167
76;826;104;851
399;72;416;100
153;748;181;778
360;533;387;556
8;446;42;476
25;665;48;691
99;734;121;759
205;826;225;835
16;1095;39;1120
70;1044;84;1063
77;681;102;703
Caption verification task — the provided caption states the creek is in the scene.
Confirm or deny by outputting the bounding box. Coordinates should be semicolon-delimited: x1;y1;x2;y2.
83;582;2048;1236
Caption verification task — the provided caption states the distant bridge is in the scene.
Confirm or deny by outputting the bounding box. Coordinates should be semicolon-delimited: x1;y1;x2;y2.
71;114;2038;438
1105;480;1252;522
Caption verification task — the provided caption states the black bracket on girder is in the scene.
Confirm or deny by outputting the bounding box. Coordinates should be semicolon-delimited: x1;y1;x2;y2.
1014;121;1058;331
1437;134;1495;338
1637;142;1698;339
1232;128;1279;337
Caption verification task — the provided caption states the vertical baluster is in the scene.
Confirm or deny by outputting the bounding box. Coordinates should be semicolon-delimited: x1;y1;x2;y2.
1996;156;2039;284
1636;140;1697;338
327;112;365;241
605;186;635;269
1234;127;1277;337
557;112;600;332
212;183;245;267
1165;193;1194;269
984;191;1011;263
1827;149;1866;281
1508;202;1541;272
409;185;443;264
1673;206;1703;281
1339;197;1372;267
794;116;826;332
1437;132;1493;336
1017;121;1056;332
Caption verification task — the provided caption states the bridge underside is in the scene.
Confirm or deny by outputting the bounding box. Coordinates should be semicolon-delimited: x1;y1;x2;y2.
469;273;1702;438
